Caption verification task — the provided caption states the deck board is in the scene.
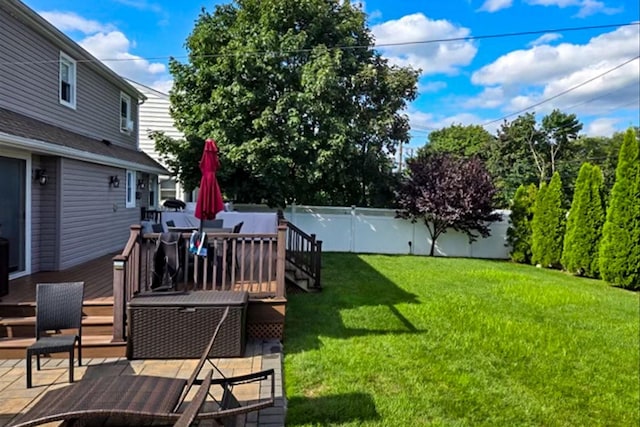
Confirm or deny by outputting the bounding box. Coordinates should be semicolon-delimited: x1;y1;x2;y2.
3;253;116;305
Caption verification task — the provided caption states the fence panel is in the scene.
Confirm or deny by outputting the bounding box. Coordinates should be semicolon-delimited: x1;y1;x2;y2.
283;205;510;259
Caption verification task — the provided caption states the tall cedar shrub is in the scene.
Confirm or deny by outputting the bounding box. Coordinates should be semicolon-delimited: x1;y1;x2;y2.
507;184;537;263
599;128;640;289
561;163;605;277
531;172;565;268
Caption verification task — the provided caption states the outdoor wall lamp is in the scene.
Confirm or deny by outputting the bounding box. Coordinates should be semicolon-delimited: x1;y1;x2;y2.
34;169;48;185
109;175;120;188
137;179;145;189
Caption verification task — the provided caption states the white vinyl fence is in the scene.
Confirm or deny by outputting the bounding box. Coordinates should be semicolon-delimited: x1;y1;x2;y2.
276;205;512;259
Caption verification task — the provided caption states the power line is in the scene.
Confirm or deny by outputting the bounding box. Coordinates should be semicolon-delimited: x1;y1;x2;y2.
369;22;638;49
0;22;637;66
560;83;640;112
480;55;640;128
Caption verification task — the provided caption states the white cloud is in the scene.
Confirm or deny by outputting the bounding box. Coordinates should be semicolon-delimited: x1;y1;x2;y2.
478;0;513;13
79;31;166;83
525;0;623;17
472;25;639;87
408;109;500;136
372;13;477;75
37;10;169;88
527;33;563;47
586;117;619;136
39;11;114;34
113;0;164;14
418;81;447;94
463;86;507;109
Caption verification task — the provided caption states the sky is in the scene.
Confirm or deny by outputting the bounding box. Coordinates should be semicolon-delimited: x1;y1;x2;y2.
22;0;640;150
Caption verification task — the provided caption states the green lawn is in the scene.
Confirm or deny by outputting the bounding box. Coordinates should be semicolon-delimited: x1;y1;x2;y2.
283;253;640;426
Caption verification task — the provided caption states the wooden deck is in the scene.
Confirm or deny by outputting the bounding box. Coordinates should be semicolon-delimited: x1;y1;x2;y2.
2;253;116;305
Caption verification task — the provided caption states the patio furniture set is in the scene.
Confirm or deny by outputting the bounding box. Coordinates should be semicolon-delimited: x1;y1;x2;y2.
12;282;275;427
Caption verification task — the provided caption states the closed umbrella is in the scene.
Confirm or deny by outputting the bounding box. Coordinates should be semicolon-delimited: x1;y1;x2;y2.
195;138;224;226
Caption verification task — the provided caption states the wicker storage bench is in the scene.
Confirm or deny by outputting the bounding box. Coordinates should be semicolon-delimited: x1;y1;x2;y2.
127;291;248;359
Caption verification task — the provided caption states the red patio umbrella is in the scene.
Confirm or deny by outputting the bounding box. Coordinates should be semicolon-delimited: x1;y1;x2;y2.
194;138;225;225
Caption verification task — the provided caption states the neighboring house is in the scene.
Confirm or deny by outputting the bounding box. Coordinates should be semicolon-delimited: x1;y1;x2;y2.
0;0;167;278
127;80;194;205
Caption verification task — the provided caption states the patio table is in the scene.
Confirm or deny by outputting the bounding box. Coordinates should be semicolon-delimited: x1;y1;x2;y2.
9;375;186;427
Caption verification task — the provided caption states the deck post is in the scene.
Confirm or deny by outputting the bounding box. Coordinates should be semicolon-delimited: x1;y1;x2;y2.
276;224;287;298
112;225;142;342
112;255;127;342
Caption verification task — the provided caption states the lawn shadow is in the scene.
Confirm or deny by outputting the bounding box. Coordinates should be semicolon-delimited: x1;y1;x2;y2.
286;392;379;425
285;253;423;353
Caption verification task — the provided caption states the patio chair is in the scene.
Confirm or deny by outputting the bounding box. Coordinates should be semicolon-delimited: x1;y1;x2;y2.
202;218;224;229
26;282;84;389
9;371;213;427
10;306;275;427
225;221;244;278
151;232;184;291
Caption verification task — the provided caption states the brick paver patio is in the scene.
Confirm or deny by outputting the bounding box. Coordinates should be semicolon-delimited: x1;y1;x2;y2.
0;340;285;427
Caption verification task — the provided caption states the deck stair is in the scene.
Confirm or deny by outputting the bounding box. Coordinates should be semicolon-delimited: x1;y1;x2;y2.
0;300;125;359
280;214;322;293
285;260;319;292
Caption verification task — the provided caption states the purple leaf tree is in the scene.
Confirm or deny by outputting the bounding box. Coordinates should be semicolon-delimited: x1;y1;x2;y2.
396;153;502;256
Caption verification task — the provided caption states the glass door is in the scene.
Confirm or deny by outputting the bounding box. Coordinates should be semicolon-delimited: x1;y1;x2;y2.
0;156;26;273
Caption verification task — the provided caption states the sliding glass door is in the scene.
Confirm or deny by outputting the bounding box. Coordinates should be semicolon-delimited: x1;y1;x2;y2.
0;156;26;274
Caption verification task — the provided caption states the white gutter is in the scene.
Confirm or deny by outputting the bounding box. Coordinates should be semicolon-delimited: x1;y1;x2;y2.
0;131;167;175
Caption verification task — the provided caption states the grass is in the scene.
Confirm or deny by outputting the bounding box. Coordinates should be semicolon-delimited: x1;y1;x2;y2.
283;254;639;426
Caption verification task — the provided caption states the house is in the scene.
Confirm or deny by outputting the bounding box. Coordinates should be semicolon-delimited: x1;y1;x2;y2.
0;0;167;279
127;80;194;206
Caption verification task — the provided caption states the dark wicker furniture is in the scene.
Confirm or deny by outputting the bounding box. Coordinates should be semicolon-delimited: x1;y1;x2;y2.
9;306;275;427
26;282;84;388
127;290;248;359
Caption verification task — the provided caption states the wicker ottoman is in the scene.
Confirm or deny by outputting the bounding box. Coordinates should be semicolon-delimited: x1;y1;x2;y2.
127;291;248;359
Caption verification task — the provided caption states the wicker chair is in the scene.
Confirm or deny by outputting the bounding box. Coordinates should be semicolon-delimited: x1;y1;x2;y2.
26;282;84;389
10;306;275;427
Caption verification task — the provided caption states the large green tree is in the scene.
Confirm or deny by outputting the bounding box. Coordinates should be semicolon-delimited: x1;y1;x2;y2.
531;172;565;268
561;163;605;278
599;128;640;289
418;123;495;159
485;110;583;207
162;0;418;207
485;113;541;207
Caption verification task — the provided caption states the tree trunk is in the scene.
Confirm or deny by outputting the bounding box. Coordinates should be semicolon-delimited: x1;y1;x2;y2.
430;238;436;256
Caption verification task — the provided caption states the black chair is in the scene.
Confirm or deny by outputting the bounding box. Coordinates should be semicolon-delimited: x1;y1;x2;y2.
26;282;85;388
202;219;223;229
226;222;244;279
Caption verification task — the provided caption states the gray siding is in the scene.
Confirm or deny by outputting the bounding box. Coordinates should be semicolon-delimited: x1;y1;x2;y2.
31;156;59;272
58;158;139;269
0;4;138;149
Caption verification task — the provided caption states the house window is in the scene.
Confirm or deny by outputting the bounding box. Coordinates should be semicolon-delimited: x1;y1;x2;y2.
160;177;176;203
59;52;76;108
120;93;133;132
125;170;135;208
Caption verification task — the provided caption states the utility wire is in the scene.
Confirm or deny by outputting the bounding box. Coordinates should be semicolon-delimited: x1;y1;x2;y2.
480;55;640;128
0;22;637;66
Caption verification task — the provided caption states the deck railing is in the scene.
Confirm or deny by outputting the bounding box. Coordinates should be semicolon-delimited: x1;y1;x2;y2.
281;219;322;290
112;224;286;342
